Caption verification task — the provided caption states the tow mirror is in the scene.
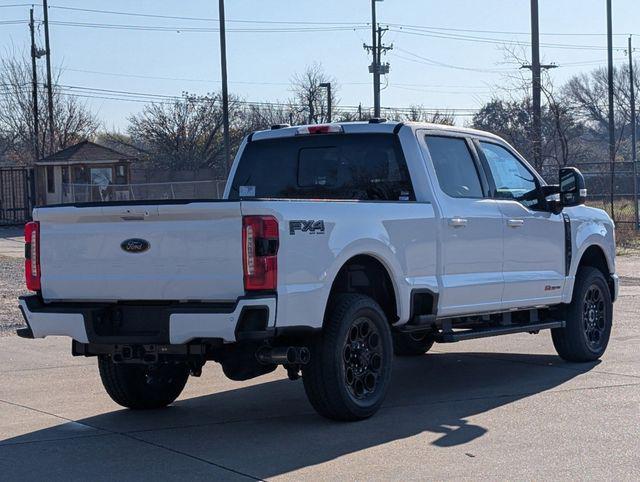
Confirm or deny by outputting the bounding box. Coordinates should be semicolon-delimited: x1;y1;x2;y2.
559;167;587;207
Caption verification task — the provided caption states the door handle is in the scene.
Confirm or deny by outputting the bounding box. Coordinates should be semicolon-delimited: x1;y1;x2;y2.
507;218;524;227
448;217;468;227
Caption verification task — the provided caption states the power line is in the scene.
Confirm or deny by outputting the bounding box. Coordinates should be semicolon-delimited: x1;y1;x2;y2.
389;26;627;52
386;22;634;37
41;4;639;38
47;5;368;26
47;20;367;34
59;67;360;88
394;48;514;73
63;66;492;89
48;84;480;114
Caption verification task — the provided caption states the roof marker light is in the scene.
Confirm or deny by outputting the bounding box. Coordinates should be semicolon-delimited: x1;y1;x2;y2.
296;124;344;135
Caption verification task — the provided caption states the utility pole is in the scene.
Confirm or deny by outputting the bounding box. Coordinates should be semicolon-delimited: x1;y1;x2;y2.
29;8;40;161
521;0;557;168
320;82;332;122
629;35;638;229
370;0;379;117
218;0;231;172
42;0;55;155
364;0;391;118
607;0;616;219
530;0;542;168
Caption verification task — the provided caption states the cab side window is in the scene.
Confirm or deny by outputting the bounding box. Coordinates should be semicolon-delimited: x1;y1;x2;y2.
425;135;484;199
479;142;538;207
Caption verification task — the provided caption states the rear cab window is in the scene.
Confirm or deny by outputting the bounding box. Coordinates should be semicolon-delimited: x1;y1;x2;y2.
425;135;484;199
229;133;415;201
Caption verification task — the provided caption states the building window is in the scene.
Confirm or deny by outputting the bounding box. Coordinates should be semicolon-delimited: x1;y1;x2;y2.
115;164;127;184
46;165;55;193
90;167;113;186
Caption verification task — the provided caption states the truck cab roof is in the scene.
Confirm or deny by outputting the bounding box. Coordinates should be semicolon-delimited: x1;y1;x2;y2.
250;120;505;144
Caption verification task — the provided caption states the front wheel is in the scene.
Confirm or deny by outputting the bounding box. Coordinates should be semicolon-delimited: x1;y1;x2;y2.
552;267;613;362
98;357;189;409
302;294;393;421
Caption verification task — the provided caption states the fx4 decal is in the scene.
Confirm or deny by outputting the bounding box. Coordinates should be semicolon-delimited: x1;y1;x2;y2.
289;220;325;235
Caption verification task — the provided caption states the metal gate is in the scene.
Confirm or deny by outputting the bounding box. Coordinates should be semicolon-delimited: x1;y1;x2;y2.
0;167;35;225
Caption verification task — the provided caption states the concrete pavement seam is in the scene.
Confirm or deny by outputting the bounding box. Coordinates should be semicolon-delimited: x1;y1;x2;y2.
430;349;640;380
0;362;95;374
0;397;263;480
0;432;111;448
123;381;640;437
122;432;263;481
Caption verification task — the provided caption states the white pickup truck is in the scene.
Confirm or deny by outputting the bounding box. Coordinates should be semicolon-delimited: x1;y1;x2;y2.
18;121;618;421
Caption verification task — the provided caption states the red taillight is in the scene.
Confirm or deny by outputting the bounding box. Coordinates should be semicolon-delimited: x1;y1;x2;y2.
24;221;41;291
242;215;278;291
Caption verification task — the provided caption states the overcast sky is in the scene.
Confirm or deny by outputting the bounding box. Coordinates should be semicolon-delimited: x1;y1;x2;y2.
1;0;638;130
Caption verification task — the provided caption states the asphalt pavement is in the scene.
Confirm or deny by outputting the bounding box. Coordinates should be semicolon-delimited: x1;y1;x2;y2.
0;258;638;480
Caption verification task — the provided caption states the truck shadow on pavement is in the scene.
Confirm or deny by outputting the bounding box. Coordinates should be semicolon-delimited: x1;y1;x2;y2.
1;351;598;479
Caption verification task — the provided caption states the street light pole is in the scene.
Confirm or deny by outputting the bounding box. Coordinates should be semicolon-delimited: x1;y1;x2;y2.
320;82;332;122
218;0;231;173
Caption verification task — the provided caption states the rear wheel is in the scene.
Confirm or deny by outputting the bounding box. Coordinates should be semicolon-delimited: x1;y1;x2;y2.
98;357;189;409
393;332;434;357
552;267;612;362
302;294;393;421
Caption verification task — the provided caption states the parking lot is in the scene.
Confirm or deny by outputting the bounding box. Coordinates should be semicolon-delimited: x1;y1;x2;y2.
0;248;638;480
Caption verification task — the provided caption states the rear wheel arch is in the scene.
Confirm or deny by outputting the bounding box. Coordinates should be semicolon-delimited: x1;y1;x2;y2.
324;254;399;326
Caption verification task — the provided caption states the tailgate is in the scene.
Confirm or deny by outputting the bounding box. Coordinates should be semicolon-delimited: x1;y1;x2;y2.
36;202;244;302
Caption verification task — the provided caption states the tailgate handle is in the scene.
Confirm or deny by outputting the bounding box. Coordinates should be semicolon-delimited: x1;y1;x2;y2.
120;208;151;221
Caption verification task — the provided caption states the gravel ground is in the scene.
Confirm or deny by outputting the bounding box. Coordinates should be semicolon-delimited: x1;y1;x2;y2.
0;256;27;336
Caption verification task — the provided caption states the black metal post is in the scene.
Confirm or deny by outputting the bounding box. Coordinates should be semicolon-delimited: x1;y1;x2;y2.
629;35;638;229
320;82;332;122
607;0;616;219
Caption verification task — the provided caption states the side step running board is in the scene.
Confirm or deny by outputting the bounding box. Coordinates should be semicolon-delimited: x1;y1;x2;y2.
435;320;565;343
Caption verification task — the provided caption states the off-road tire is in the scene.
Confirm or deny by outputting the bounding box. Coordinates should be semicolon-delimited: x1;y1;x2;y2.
552;267;613;362
302;294;393;421
393;332;434;357
98;356;189;409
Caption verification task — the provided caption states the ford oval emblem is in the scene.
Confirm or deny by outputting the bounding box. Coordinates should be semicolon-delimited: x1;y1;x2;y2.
121;238;150;253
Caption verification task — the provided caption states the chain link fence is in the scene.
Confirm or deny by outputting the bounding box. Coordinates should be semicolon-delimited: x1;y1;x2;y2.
542;161;639;248
62;180;227;203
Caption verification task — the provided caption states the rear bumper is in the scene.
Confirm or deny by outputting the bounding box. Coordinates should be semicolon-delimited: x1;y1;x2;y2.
18;295;276;344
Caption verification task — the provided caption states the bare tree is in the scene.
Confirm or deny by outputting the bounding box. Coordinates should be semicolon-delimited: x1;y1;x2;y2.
128;92;246;175
396;106;455;125
291;63;338;124
0;53;98;164
472;47;587;171
239;101;306;131
563;64;639;160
